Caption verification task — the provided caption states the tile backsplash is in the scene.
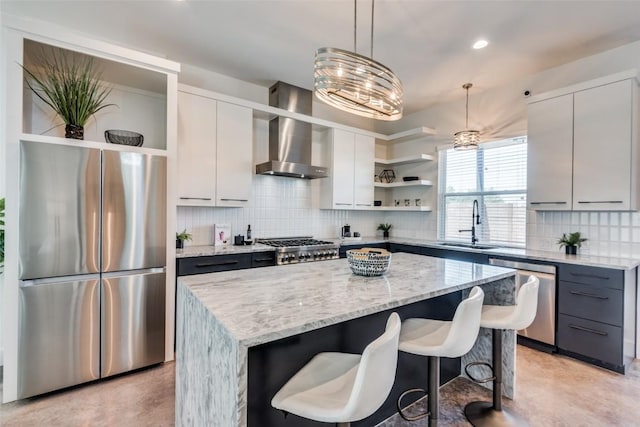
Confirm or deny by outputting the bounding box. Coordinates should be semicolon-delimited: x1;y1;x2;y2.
177;175;438;246
527;210;640;258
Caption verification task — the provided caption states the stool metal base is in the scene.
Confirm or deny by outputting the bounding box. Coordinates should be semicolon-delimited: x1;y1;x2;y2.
464;401;530;427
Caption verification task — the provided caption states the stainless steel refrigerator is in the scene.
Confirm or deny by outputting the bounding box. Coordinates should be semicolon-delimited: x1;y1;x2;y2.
17;141;167;399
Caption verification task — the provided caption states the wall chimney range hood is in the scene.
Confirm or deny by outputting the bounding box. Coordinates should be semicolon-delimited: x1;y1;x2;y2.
255;82;328;179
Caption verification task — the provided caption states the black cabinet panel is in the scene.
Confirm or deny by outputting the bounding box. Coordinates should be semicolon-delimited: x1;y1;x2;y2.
558;264;623;289
422;247;490;264
340;242;388;258
557;314;622;366
558;281;623;327
177;253;252;276
388;243;422;255
251;251;277;268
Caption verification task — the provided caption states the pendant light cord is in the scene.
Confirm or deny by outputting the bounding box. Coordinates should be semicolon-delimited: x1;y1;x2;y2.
353;0;376;58
370;0;375;58
465;87;469;129
354;0;357;53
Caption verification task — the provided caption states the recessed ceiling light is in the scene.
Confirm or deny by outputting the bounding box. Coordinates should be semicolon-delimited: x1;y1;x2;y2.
473;39;489;50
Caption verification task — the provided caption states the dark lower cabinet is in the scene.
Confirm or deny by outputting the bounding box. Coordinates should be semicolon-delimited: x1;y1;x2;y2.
251;251;277;268
422;246;490;264
177;253;252;276
388;243;422;255
556;263;630;373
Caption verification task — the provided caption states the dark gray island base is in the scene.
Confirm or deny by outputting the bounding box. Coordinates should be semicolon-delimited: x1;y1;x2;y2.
176;253;517;426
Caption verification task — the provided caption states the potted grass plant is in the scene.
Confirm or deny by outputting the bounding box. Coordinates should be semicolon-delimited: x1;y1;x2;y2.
176;229;193;249
21;48;115;140
558;231;587;255
377;223;392;239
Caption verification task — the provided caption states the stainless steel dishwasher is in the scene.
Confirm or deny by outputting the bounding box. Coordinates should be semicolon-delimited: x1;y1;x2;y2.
489;258;557;347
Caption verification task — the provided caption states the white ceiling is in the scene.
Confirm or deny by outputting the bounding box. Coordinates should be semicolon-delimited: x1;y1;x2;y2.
4;0;640;115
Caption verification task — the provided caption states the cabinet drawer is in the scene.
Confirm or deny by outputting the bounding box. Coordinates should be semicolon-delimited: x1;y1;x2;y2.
177;254;251;276
558;282;623;326
558;264;623;289
251;251;276;268
557;314;622;366
388;243;422;255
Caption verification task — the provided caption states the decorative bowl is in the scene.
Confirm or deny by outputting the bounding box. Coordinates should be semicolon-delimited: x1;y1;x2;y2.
347;248;392;276
104;130;144;147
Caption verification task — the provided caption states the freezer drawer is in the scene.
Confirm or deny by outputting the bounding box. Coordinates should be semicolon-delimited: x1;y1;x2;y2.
101;271;166;377
18;278;100;399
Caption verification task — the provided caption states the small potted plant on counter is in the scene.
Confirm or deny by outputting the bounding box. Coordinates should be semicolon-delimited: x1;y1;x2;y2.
377;223;392;239
176;229;192;249
558;231;587;255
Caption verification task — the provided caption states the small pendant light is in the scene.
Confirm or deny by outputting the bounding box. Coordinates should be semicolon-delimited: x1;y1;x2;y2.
453;83;480;150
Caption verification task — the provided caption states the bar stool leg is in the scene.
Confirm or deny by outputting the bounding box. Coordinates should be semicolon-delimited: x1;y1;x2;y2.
428;356;439;427
464;329;529;427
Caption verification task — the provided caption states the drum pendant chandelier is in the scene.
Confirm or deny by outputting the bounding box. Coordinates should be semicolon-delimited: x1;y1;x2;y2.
453;83;480;150
314;0;403;121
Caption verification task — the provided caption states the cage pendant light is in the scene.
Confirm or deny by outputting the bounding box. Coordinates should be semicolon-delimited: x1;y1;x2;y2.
453;83;480;150
314;0;403;121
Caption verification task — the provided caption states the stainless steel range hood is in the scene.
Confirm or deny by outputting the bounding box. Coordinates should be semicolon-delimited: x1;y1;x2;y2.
255;82;328;179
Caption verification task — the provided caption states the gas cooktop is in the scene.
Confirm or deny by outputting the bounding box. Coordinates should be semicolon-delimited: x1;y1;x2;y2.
258;237;339;264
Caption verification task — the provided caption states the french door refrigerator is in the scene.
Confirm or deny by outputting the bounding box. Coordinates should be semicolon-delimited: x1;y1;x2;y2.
17;141;166;399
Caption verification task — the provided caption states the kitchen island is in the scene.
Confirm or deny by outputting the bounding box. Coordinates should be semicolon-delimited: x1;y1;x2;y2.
176;253;517;426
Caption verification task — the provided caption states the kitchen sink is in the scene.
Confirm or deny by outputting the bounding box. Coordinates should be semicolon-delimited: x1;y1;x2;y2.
437;242;498;250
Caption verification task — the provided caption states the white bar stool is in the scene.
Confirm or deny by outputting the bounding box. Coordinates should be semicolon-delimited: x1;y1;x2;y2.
396;286;485;426
271;312;401;426
464;275;540;427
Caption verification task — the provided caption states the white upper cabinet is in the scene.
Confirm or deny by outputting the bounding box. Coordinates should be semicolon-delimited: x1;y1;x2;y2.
177;91;217;206
216;102;253;207
526;72;640;211
353;133;375;209
527;94;574;210
573;80;636;210
177;88;253;207
321;129;374;209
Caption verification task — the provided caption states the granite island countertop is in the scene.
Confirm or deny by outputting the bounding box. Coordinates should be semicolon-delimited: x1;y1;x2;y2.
179;252;515;347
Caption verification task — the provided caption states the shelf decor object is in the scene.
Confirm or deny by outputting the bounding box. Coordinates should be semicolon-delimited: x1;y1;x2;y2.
313;0;403;121
21;47;115;140
453;83;480;150
104;130;144;147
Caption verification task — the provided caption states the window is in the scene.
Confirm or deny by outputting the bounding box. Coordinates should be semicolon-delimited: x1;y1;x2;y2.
439;137;527;247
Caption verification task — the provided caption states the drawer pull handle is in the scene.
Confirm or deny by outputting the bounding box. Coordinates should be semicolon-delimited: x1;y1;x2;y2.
577;200;623;204
180;197;212;201
253;258;273;262
569;272;610;280
335;203;352;206
568;324;608;336
569;291;609;300
529;201;567;205
220;198;249;202
196;260;239;267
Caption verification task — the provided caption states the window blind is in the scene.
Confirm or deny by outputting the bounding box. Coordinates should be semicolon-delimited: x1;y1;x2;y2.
439;137;527;247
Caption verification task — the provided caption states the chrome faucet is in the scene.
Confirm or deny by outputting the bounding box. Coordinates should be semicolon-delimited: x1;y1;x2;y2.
459;199;481;245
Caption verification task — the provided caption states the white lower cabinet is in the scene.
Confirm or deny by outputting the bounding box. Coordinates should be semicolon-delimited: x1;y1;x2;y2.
177;88;253;207
321;129;374;209
527;74;640;211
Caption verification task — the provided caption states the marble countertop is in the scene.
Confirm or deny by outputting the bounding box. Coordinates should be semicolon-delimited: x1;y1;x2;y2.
179;252;515;347
177;237;639;269
176;243;275;258
382;237;640;270
335;236;639;270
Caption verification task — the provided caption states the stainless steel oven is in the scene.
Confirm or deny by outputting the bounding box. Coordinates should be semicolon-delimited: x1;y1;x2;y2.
489;258;557;347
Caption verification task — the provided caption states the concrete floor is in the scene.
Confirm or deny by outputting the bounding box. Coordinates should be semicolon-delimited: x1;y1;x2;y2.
1;345;639;426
